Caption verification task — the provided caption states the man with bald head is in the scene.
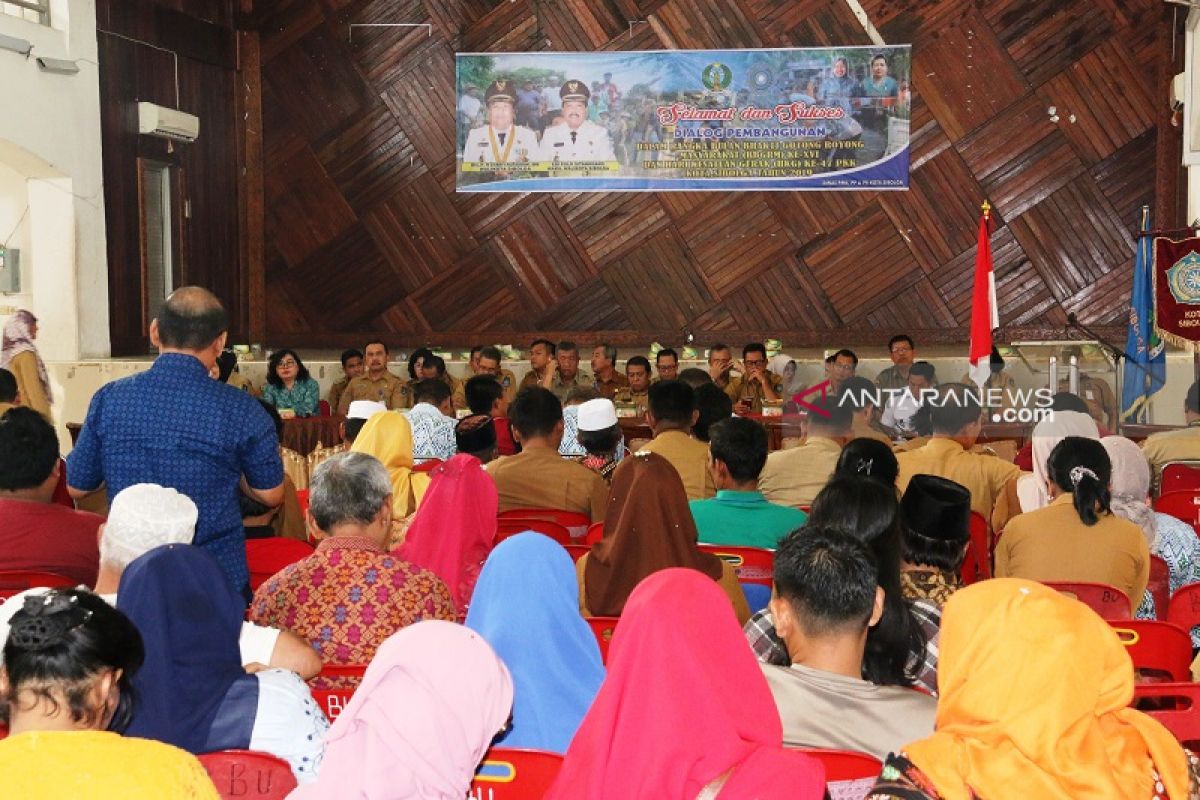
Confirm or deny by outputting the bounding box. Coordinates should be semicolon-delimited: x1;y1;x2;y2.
68;286;285;599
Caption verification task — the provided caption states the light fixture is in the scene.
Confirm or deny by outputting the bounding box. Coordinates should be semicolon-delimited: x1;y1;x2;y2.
36;57;79;75
0;33;32;57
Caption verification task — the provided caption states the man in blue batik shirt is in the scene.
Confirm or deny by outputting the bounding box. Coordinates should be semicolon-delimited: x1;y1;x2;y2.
68;287;284;599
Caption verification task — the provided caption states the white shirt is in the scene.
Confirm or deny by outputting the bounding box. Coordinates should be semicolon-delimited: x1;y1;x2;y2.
881;387;923;436
461;124;540;164
250;669;329;784
404;403;457;463
539;120;616;163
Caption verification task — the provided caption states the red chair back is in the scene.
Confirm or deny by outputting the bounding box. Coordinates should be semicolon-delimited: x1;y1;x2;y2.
587;616;619;664
562;543;590;562
1148;555;1171;620
1160;463;1200;497
496;518;573;545
0;570;75;599
960;511;991;585
1153;490;1200;530
245;538;315;591
584;521;604;545
470;748;564;800
1110;620;1193;681
1132;682;1200;748
1045;582;1132;620
295;488;309;517
197;749;297;799
794;747;882;799
696;545;774;587
498;508;590;539
311;688;355;721
318;400;331;417
413;458;443;473
1168;582;1200;637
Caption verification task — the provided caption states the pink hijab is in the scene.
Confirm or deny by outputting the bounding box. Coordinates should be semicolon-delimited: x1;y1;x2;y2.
1;310;50;403
397;454;497;610
291;621;512;800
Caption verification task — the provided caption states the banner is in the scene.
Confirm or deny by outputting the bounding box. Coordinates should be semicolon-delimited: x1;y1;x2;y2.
455;47;911;192
1154;235;1200;349
1121;210;1165;423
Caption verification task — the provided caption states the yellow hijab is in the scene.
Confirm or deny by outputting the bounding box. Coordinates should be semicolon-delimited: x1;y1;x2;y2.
905;578;1189;800
349;412;430;517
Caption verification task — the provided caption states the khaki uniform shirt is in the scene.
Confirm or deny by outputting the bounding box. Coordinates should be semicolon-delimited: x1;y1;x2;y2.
486;447;609;522
637;430;715;500
337;371;407;414
874;365;909;393
593;371;630;401
550;372;594;403
326;376;350;412
851;416;893;445
995;494;1150;613
724;370;785;414
1058;374;1116;430
1142;423;1200;478
8;350;50;419
758;436;843;508
896;438;1020;521
453;369;518;410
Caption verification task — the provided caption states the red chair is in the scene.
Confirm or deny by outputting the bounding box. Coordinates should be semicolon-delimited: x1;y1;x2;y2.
1160;462;1200;496
1153;490;1200;531
311;663;366;721
1168;582;1200;637
318;400;331;417
470;748;564;800
1110;620;1193;682
0;570;75;599
413;458;443;473
562;543;590;562
498;508;590;539
960;511;991;585
245;538;315;591
1045;582;1132;620
794;747;882;798
295;488;309;517
1132;682;1200;748
586;616;619;664
197;749;297;799
585;521;604;545
1149;555;1171;620
698;544;775;613
496;518;573;545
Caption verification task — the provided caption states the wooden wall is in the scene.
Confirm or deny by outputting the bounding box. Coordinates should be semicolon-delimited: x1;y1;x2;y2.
245;0;1182;349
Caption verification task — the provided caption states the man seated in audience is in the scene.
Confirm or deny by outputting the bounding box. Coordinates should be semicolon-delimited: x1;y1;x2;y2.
761;526;936;759
625;355;652;408
0;407;101;586
691;416;807;547
470;345;518;406
837;376;893;445
759;395;851;508
655;348;679;382
880;361;937;440
708;343;735;390
896;383;1020;526
900;474;971;607
638;380;714;500
67;287;284;597
341;400;386;445
694;381;734;442
573;397;626;483
404;379;457;464
591;343;629;400
678;367;713;388
519;338;557;390
875;334;915;392
828;348;859;393
327;348;364;413
86;482;321;678
486;387;608;521
548;340;593;401
250;452;456;687
466;344;484;377
1142;380;1200;481
724;343;783;414
337;339;407;413
455;414;497;463
0;368;19;414
466;373;519;456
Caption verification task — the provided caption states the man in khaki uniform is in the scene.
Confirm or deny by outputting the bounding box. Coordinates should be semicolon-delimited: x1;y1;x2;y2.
896;383;1021;524
337;340;406;413
875;335;915;393
327;348;364;413
624;356;653;412
637;380;714;500
1142;381;1200;480
548;340;593;402
454;346;517;409
519;339;558;391
759;396;851;508
725;343;784;415
486;386;608;522
591;343;629;401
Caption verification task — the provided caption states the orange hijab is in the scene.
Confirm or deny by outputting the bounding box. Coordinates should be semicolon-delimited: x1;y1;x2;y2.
905;578;1189;800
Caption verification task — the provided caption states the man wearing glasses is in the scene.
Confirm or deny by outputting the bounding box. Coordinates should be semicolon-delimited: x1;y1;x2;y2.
724;343;785;415
875;335;915;392
828;349;859;394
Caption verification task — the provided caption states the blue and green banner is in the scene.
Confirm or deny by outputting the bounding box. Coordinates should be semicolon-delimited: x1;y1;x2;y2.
455;46;911;192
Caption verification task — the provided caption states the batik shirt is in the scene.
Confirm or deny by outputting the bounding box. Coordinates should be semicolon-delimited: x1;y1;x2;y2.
404;403;457;464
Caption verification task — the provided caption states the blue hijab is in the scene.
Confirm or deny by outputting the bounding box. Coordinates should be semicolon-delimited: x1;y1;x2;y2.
465;532;604;753
117;544;259;753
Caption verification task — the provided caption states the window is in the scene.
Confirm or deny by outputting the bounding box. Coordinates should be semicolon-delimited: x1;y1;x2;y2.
139;160;180;334
0;0;50;26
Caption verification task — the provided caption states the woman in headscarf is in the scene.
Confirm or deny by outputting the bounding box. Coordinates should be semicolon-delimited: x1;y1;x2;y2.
1;309;51;418
577;451;750;623
867;578;1197;800
289;621;513;800
546;568;825;800
1102;436;1200;635
398;453;497;611
350;411;429;519
769;354;803;398
465;532;604;753
1015;410;1099;512
117;544;328;783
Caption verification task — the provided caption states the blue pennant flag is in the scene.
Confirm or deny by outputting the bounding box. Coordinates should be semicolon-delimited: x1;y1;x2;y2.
1122;207;1166;423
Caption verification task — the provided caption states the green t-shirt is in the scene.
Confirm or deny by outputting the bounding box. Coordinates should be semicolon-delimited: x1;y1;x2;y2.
690;490;808;549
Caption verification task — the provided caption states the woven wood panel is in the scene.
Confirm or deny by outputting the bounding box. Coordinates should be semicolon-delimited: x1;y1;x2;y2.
254;0;1183;348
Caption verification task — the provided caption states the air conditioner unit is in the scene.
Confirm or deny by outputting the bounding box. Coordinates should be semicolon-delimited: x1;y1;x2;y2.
137;102;200;143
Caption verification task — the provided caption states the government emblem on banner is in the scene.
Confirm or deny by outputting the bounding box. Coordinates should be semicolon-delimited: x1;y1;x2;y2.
1153;235;1200;348
701;62;732;91
1165;251;1200;305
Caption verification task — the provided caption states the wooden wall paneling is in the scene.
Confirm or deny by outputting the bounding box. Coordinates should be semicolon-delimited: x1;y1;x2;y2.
673;194;794;297
491;202;598;311
752;0;874;47
380;43;458;170
864;279;958;331
555;192;672;267
459;0;543;52
314;104;428;215
538;0;628;50
341;0;443;89
253;0;325;62
724;255;842;332
600;228;717;331
263;141;357;268
365;172;479;286
981;0;1114;88
537;277;633;332
1091;130;1158;237
407;242;520;330
651;0;765;48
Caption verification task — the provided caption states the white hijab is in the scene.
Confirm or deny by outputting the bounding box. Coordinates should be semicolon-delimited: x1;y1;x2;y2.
1016;411;1099;512
1100;435;1157;546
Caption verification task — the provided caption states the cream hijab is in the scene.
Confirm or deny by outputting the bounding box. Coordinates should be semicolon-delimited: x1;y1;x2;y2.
1101;436;1157;547
1016;411;1098;512
350;411;430;517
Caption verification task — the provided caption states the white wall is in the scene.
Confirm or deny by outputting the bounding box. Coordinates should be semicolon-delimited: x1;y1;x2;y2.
0;0;107;360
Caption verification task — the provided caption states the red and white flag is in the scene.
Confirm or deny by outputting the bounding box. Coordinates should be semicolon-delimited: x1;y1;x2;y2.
968;203;999;389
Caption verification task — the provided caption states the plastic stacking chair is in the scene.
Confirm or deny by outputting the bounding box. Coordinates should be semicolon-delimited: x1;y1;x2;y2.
1110;620;1193;681
496;518;573;545
960;511;991;585
197;750;297;800
587;616;619;664
470;748;564;800
584;521;604;545
245;538;315;591
1153;490;1200;532
0;570;75;599
1168;582;1200;640
310;663;367;721
412;458;443;473
698;544;775;613
561;542;590;562
1160;463;1200;497
498;508;590;539
793;747;882;800
1045;582;1132;620
1148;555;1170;619
1132;682;1200;749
